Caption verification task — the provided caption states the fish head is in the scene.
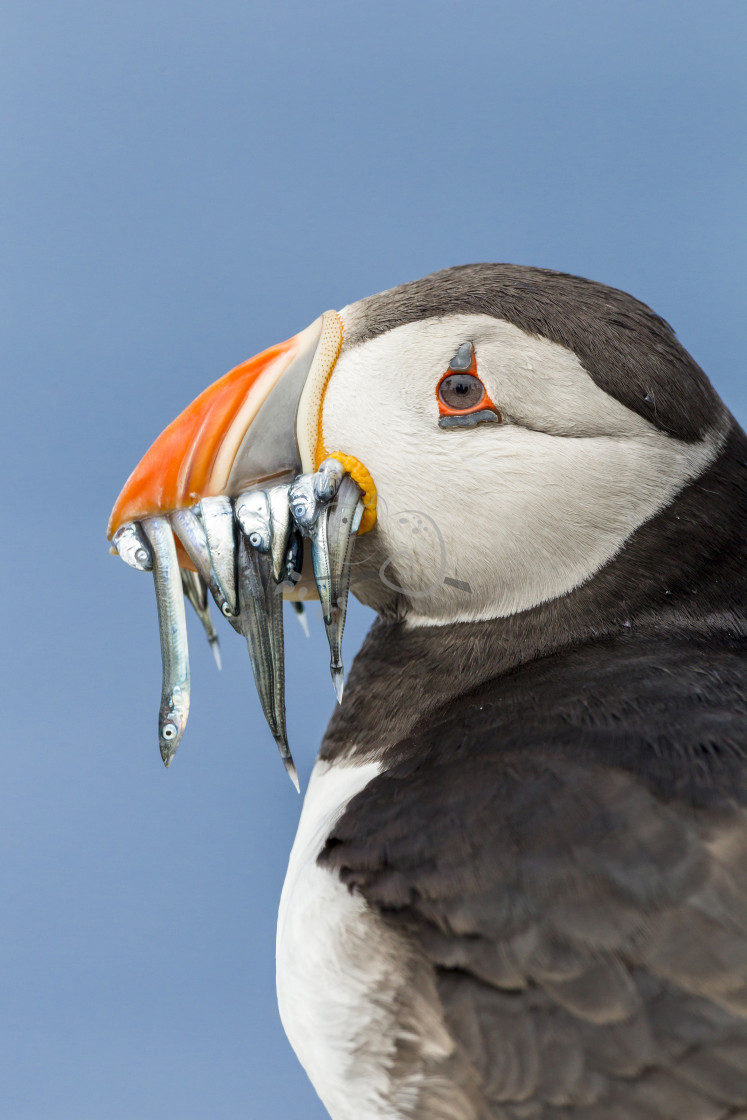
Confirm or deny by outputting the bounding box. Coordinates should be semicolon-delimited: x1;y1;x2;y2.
235;490;272;553
158;695;189;767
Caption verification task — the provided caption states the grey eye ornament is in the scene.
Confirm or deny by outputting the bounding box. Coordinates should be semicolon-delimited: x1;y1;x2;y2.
437;342;501;429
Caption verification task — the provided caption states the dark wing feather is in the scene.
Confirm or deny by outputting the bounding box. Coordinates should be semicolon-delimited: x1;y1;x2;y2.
321;638;747;1118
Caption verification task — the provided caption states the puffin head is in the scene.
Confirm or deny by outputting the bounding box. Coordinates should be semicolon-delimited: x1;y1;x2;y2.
108;264;730;764
324;264;728;623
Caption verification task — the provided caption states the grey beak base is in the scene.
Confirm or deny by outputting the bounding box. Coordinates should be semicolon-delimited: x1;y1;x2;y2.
225;316;324;496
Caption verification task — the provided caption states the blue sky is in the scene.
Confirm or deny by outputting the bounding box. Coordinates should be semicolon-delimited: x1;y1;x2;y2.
3;1;745;1116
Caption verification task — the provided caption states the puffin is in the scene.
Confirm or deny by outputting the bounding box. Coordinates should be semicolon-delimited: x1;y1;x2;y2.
108;264;747;1119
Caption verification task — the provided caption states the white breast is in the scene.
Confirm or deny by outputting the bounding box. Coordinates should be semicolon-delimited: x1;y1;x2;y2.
276;760;488;1120
277;760;453;1119
276;759;393;1118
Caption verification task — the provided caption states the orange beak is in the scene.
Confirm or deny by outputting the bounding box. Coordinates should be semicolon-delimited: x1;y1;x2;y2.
108;313;345;543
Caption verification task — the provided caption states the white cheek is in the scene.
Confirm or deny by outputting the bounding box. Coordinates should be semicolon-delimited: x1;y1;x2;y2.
330;427;718;620
421;426;718;619
323;318;724;623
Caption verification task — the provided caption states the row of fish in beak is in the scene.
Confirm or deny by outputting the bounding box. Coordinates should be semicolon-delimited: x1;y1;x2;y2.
113;459;364;788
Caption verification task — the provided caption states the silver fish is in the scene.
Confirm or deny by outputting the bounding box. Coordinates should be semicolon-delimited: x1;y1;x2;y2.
180;568;221;669
310;513;332;626
237;532;298;791
141;516;191;767
198;495;238;617
289;473;322;533
282;529;304;589
316;475;363;702
235;489;272;553
267;484;293;583
113;521;153;572
169;505;237;627
313;456;345;503
283;532;310;636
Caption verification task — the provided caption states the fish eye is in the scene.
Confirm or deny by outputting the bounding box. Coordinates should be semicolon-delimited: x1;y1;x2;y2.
249;532;262;547
438;374;485;411
161;722;177;740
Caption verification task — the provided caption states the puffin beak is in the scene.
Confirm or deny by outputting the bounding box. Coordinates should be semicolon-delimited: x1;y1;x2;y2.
108;312;343;537
108;311;373;782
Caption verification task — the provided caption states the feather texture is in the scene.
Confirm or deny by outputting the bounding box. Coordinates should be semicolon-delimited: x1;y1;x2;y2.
321;664;747;1115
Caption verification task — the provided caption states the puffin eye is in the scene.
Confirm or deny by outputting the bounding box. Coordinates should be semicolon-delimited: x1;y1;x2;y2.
438;374;485;411
436;342;501;428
